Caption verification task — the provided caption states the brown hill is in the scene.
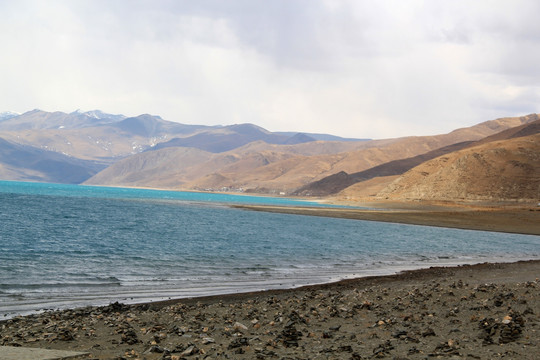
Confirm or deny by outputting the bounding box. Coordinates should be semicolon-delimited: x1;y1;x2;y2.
297;118;540;197
375;134;540;202
292;141;475;196
84;147;214;188
83;114;538;194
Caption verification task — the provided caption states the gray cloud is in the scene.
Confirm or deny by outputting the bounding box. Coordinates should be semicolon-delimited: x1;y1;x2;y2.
1;0;539;138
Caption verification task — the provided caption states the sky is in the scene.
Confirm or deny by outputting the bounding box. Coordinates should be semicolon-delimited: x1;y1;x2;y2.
1;0;539;139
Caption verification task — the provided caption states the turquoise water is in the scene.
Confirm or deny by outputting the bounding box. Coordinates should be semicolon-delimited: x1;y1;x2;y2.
1;180;539;318
0;180;332;206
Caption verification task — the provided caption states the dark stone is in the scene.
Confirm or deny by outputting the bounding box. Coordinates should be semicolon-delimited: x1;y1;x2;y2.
499;323;522;344
338;345;353;352
121;329;139;345
57;328;74;341
280;325;302;347
146;345;165;353
228;337;249;349
104;301;129;313
373;340;394;358
392;330;407;339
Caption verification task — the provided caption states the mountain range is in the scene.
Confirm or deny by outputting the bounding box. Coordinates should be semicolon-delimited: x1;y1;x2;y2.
1;109;538;203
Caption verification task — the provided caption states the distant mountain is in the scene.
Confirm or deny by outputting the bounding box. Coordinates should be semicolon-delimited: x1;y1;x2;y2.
71;109;126;122
111;114;209;138
0;111;212;162
149;124;316;153
0;111;20;121
3;108;538;201
0;136;106;183
0;109;128;131
0;111;322;162
282;133;317;145
84;114;539;195
276;132;369;142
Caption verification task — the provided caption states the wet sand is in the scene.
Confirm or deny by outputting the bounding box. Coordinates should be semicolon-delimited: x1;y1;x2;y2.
1;261;539;359
232;202;540;235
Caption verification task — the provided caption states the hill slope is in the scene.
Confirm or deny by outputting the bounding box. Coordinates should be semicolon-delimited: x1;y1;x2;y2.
0;137;106;183
376;134;540;202
84;114;538;194
297;118;540;197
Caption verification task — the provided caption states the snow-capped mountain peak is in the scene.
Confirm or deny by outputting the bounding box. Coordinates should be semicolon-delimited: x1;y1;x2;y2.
0;111;20;121
71;109;126;122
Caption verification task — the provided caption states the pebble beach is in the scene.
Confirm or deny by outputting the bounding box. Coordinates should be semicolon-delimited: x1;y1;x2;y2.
2;260;539;359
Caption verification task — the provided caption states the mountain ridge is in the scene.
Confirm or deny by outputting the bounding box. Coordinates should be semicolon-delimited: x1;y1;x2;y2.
1;109;538;204
83;114;538;195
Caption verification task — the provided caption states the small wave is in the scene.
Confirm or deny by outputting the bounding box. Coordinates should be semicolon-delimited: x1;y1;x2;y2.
0;279;122;291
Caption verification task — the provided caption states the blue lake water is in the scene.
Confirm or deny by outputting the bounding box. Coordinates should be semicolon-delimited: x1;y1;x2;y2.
1;180;539;318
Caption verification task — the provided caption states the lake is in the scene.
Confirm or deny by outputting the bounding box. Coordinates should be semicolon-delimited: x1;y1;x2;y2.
1;180;539;318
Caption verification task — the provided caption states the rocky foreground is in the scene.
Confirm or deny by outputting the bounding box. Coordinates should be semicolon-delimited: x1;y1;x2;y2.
1;261;539;359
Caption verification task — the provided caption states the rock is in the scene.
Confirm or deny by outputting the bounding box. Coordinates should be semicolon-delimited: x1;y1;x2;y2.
202;337;215;344
421;328;436;337
280;325;302;347
180;345;198;356
392;330;407;339
172;344;186;353
372;340;394;358
144;345;166;354
430;340;460;357
478;317;498;344
338;345;353;352
287;310;306;325
228;337;249;349
233;322;248;332
104;301;129;313
499;322;522;343
120;329;139;345
57;328;75;341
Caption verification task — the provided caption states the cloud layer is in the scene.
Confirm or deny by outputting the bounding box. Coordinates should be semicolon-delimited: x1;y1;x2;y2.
1;0;539;138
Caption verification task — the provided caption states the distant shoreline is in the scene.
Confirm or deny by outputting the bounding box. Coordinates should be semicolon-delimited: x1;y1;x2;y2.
232;203;540;235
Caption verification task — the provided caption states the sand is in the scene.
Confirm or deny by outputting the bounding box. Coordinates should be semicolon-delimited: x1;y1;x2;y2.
1;261;539;359
232;201;540;235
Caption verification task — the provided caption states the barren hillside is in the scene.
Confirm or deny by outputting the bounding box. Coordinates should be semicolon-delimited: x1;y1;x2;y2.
299;118;540;197
84;114;539;194
376;134;540;202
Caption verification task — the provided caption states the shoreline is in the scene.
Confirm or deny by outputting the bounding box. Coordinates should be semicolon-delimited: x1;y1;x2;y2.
2;260;539;359
3;256;539;321
232;203;540;235
137;259;540;309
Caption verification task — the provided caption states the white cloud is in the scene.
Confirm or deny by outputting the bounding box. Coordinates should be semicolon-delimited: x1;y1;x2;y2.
1;0;539;138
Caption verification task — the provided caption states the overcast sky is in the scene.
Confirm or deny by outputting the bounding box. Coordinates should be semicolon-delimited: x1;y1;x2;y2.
1;0;539;138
